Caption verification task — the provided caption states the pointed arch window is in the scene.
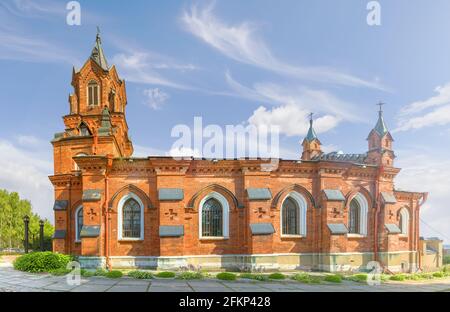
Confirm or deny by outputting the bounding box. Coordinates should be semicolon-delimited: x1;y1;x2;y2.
399;208;410;235
79;123;91;136
348;192;369;236
118;194;144;240
75;206;83;242
88;81;100;106
199;192;229;239
281;192;307;237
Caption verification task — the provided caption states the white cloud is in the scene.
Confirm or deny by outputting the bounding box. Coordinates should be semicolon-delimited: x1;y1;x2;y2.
181;2;385;90
143;88;170;110
395;148;450;242
0;137;53;222
249;105;340;137
396;82;450;132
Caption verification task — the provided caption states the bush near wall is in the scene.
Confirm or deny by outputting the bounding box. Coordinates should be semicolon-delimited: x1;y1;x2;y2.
13;252;72;273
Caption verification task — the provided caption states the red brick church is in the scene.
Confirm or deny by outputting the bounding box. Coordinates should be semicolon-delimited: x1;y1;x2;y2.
50;32;428;272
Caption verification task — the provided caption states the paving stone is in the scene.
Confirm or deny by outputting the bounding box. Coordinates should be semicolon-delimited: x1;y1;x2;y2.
70;284;114;292
107;285;149;292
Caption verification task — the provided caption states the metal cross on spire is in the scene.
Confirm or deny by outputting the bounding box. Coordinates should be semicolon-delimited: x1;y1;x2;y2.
377;101;385;113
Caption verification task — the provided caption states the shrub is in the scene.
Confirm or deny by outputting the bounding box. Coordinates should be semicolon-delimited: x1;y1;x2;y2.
324;274;343;283
13;252;72;273
216;272;237;281
389;274;406;281
105;270;123;278
417;273;434;280
347;273;368;283
156;271;176;278
291;273;322;284
177;271;204;280
239;273;268;281
81;269;95;277
405;274;421;281
268;272;285;280
94;268;109;277
49;268;71;276
432;271;445;278
128;270;153;279
444;255;450;265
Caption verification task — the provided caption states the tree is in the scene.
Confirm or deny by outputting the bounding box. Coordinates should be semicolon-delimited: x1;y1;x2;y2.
0;189;54;250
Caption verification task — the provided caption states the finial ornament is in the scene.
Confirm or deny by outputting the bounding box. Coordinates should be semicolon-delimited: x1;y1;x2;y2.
308;112;314;125
376;101;385;114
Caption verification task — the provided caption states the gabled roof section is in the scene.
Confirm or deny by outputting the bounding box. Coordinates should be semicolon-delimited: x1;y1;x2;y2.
90;29;109;71
367;104;393;140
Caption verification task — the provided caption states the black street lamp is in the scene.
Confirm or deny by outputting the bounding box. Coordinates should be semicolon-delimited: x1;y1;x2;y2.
39;220;45;251
23;215;30;254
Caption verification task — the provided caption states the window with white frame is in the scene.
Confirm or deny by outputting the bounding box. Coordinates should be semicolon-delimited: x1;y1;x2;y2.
75;205;83;242
199;192;229;238
117;193;144;240
348;192;368;236
281;192;307;236
399;208;410;235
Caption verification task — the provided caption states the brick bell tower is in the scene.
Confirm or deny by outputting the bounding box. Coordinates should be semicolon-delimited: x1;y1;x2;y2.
366;103;395;167
50;30;133;254
301;114;322;161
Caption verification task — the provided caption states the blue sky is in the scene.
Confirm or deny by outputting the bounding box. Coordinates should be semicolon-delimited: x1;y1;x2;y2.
0;0;449;243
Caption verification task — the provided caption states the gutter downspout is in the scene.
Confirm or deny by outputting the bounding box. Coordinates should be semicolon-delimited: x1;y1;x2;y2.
104;154;113;271
417;193;428;271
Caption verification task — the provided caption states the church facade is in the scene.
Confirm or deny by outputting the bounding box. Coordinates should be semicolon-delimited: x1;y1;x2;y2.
50;33;427;272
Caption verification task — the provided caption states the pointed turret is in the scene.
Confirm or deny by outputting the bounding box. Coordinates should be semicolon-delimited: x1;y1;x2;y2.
301;113;322;161
366;103;395;167
90;27;109;71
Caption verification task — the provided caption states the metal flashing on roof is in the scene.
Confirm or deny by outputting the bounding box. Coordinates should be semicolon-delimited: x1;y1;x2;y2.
80;225;101;238
323;189;345;201
52;230;66;239
53;200;68;211
158;188;184;201
385;223;401;234
250;223;275;235
381;192;397;204
159;225;184;237
82;190;102;202
247;188;272;201
327;223;348;235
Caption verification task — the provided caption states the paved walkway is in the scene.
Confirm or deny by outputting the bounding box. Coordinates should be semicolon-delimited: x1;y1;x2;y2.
0;267;449;292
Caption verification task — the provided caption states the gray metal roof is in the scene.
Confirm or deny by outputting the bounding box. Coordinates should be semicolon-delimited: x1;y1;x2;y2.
159;225;184;237
53;200;68;211
327;223;348;235
82;189;102;202
323;189;345;201
385;223;401;234
158;188;184;201
80;225;101;238
373;111;389;137
247;188;272;200
381;192;397;204
250;223;275;235
52;230;66;239
311;152;367;164
90;30;109;71
305;119;318;142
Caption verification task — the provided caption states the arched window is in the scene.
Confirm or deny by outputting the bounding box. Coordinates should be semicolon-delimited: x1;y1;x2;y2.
73;153;87;171
348;200;360;234
88;81;99;106
75;206;83;242
348;192;369;236
399;208;410;235
79;122;91;136
281;192;307;236
199;192;229;238
118;194;144;240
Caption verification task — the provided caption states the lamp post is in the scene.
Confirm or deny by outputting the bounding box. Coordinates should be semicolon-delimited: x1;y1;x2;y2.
23;215;30;254
39;220;45;251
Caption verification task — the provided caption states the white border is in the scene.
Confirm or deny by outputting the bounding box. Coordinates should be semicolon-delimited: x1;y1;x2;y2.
117;193;144;241
198;191;229;239
399;207;410;235
349;192;368;237
280;191;307;237
75;205;83;242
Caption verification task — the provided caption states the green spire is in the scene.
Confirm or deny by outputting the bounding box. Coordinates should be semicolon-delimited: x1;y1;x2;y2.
98;107;112;136
305;113;318;142
373;102;389;137
90;27;109;71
